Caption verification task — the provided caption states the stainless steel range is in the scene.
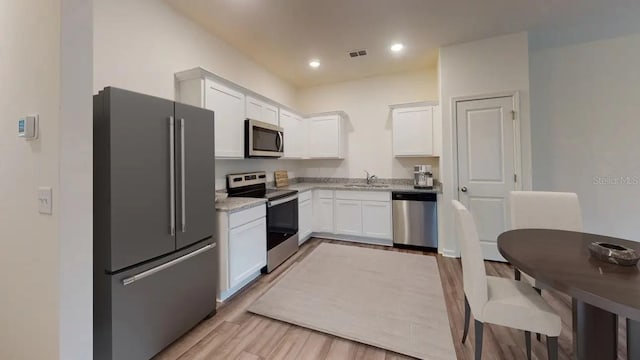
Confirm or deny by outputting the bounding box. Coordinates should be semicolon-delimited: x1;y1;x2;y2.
226;171;298;272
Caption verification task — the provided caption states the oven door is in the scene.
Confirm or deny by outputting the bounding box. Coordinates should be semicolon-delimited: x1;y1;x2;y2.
266;195;299;251
245;119;284;158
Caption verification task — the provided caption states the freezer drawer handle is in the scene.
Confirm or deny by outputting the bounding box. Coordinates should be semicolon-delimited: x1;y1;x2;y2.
180;118;186;232
169;116;176;236
121;243;215;286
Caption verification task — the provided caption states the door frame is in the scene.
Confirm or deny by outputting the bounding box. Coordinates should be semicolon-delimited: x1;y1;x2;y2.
451;90;524;218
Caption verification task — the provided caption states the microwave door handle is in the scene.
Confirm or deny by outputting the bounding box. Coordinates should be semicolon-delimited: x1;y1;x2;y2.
277;131;283;152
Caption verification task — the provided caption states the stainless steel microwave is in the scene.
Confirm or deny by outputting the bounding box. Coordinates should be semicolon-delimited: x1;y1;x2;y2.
245;119;284;158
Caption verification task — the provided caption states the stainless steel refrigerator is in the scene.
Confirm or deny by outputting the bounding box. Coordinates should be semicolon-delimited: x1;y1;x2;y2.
93;87;217;360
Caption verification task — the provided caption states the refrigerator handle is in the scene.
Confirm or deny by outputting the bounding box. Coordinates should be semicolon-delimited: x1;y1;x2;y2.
180;118;186;232
169;116;176;236
121;243;215;286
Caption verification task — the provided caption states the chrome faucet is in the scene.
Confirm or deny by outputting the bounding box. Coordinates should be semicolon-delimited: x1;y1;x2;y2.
364;170;378;185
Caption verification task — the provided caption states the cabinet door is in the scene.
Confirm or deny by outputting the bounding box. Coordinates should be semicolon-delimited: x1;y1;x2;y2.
280;110;305;159
362;201;392;239
228;217;267;288
298;199;313;244
262;103;279;126
308;115;341;158
392;106;434;156
313;198;334;233
246;96;278;126
334;199;363;236
205;79;245;158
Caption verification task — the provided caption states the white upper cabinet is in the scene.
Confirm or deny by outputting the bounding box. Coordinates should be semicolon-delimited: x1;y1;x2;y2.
392;104;440;157
176;75;246;159
205;79;246;158
246;95;279;126
175;68;348;160
279;109;307;159
308;113;346;159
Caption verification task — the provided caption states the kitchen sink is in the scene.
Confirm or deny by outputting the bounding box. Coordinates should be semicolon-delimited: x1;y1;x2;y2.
344;184;390;188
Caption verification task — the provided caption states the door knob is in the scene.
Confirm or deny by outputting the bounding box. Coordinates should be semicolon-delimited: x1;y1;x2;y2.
460;186;468;192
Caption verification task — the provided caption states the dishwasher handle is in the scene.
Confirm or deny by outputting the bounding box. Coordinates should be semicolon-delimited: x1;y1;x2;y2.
392;192;437;202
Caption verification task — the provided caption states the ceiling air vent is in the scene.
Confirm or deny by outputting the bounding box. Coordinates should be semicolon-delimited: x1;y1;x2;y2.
349;49;368;58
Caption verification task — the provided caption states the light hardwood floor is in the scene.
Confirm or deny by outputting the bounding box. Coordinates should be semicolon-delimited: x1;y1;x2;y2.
155;238;628;360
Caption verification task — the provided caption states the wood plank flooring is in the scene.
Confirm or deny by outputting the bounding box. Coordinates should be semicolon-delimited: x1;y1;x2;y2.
155;238;628;360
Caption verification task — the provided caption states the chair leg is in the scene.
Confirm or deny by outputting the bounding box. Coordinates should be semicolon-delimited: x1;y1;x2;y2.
514;268;521;281
475;320;484;360
525;331;532;360
462;296;471;344
546;336;558;360
534;287;542;341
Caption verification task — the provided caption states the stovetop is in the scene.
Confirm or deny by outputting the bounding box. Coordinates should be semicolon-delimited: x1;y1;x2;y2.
264;188;298;201
226;171;297;201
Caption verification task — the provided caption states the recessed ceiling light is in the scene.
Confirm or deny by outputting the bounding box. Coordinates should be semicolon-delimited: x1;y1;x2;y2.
390;43;404;52
309;60;320;68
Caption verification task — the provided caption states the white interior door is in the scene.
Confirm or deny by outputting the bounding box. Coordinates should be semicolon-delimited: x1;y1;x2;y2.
456;96;517;261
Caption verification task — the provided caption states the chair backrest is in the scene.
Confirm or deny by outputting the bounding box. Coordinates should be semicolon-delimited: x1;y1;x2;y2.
452;200;488;314
509;191;583;232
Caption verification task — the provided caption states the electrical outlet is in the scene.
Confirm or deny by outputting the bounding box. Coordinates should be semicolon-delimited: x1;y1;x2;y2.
38;187;52;215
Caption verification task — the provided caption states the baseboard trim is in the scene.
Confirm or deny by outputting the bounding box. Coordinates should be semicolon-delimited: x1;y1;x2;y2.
440;248;460;258
218;269;262;303
310;232;393;247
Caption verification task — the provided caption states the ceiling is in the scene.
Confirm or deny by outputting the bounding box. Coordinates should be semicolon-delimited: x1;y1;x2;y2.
168;0;632;88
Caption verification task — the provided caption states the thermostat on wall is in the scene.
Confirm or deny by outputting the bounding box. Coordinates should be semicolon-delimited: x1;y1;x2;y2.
18;115;38;140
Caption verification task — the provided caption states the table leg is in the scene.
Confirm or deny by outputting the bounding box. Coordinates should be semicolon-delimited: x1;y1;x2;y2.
572;299;618;360
629;318;640;360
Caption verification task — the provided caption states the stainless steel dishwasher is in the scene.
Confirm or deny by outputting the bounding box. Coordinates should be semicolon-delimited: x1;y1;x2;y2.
392;192;438;249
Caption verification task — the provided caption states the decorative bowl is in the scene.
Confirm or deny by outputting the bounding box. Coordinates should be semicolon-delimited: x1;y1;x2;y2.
588;242;639;266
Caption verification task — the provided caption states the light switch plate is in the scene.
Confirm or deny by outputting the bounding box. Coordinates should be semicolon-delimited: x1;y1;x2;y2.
38;187;53;215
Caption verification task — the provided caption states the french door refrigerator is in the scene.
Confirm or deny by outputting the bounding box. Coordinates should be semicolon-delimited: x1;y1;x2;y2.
93;87;217;360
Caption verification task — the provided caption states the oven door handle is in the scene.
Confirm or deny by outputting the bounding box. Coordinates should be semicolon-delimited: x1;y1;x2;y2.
268;195;298;207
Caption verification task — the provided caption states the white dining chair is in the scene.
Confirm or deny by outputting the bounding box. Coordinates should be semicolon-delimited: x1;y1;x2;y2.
509;191;583;288
453;200;561;360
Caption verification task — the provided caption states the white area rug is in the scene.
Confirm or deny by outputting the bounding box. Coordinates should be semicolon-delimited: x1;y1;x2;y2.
248;243;456;360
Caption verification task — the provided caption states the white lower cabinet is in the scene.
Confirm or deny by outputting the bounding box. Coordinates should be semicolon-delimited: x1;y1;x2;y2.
335;199;363;236
228;217;267;288
217;204;266;301
298;193;313;244
313;191;334;233
362;201;392;239
310;190;392;243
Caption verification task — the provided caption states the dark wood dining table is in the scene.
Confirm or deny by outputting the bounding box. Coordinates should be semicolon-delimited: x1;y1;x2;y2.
497;229;640;360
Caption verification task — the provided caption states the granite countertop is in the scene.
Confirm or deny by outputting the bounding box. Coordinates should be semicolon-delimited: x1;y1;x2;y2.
215;197;266;213
271;182;442;194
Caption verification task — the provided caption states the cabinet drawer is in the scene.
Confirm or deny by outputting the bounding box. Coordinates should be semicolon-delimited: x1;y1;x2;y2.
334;190;390;202
299;190;312;202
315;189;334;199
229;204;266;229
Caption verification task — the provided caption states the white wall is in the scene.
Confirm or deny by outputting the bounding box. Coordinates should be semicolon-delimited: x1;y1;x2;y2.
0;0;61;358
297;69;439;180
439;32;532;256
530;32;640;240
59;0;93;358
94;0;303;188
